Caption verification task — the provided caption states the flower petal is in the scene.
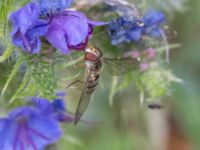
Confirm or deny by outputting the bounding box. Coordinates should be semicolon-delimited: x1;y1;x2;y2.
45;11;90;52
27;114;62;149
52;99;66;111
62;12;89;46
126;27;142;42
0;120;18;150
145;27;162;38
45;25;70;54
9;2;40;34
9;2;48;54
143;9;165;26
0;119;7;133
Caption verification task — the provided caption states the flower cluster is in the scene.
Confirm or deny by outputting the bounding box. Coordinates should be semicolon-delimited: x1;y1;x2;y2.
10;0;107;54
108;9;165;45
125;48;182;105
125;48;157;71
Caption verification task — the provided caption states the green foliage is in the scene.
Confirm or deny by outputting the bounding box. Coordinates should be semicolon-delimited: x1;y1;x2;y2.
109;73;133;106
27;57;57;100
141;63;169;101
9;70;33;104
1;57;22;96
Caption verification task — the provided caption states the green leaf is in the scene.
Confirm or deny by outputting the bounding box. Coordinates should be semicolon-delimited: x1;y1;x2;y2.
9;71;30;104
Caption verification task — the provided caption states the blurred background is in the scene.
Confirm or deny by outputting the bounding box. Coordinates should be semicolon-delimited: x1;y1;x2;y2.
1;0;200;150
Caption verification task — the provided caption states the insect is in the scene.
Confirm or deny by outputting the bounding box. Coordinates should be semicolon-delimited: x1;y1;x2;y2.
73;47;140;125
148;104;165;109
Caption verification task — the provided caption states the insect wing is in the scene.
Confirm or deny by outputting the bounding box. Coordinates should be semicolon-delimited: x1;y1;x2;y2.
104;58;139;76
74;70;92;125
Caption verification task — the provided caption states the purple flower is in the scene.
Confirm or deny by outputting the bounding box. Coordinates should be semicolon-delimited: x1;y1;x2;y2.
31;97;75;123
52;99;75;122
0;106;61;150
142;9;165;38
31;97;98;124
145;48;156;59
9;1;107;54
45;11;107;54
124;50;140;59
140;63;149;72
9;2;48;54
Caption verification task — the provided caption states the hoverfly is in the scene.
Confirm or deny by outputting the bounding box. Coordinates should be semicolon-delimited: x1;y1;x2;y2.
72;47;140;125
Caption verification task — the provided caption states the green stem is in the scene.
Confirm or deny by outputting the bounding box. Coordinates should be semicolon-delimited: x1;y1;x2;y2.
1;58;22;96
0;45;14;63
64;55;84;68
109;76;119;106
156;43;182;53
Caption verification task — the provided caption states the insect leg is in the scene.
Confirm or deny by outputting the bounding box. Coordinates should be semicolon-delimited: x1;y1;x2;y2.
66;80;84;89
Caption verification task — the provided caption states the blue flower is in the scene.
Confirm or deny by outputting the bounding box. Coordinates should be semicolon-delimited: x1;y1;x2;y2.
31;97;75;123
9;2;48;54
9;1;107;54
108;9;165;45
52;99;75;122
108;17;130;45
142;9;165;38
0;106;62;150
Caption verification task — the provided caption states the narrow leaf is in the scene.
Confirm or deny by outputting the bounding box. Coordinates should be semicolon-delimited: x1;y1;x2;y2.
109;76;119;106
0;45;14;63
9;71;30;103
1;58;22;96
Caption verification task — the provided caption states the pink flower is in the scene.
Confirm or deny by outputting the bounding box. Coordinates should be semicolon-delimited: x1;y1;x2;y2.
140;63;149;71
145;48;156;59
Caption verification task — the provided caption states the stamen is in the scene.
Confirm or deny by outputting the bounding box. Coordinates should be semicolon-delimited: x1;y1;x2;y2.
19;140;24;150
13;125;21;150
27;133;37;150
22;124;32;148
20;33;32;53
24;123;37;150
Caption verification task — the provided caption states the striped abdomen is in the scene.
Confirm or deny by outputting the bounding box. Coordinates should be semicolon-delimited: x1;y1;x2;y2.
85;48;103;95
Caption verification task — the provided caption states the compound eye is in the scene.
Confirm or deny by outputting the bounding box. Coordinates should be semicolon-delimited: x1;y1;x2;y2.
85;53;98;62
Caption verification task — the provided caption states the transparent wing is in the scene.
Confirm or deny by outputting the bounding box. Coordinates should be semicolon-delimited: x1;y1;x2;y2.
103;58;140;76
74;70;92;125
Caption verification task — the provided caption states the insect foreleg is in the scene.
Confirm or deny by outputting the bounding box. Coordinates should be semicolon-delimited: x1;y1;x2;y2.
66;80;84;89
